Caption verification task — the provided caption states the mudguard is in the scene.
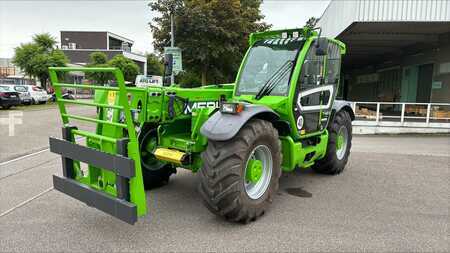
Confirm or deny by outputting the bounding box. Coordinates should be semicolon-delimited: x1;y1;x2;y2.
200;104;279;141
333;100;355;120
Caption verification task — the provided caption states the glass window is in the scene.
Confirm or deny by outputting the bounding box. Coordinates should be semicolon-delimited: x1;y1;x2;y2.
325;43;341;85
236;39;304;96
14;86;27;92
299;46;325;91
0;85;11;91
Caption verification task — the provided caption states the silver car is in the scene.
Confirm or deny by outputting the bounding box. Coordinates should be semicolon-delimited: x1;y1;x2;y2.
12;85;33;105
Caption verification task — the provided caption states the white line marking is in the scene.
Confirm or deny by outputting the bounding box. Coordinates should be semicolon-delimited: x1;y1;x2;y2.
0;148;49;166
0;187;54;218
0;137;85;166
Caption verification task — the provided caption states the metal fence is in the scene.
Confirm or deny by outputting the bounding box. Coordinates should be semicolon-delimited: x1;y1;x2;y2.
351;102;450;128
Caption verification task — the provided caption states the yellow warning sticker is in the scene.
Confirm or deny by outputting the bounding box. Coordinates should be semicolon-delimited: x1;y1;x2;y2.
107;91;117;105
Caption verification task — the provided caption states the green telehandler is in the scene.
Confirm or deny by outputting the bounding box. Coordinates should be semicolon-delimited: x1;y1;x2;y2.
48;27;354;224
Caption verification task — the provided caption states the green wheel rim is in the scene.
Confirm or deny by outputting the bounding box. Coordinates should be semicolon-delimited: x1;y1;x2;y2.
244;145;273;200
336;126;348;160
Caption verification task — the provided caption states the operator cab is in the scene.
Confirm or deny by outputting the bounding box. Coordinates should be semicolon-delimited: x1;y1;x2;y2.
233;29;344;138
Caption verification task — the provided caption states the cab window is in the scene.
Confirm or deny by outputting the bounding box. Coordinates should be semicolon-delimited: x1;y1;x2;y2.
325;43;341;85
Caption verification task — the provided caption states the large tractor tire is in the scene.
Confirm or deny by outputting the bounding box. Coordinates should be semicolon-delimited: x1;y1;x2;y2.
199;119;282;223
138;125;176;189
313;110;352;175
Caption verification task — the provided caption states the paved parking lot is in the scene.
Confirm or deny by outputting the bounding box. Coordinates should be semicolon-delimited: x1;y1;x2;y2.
0;105;448;252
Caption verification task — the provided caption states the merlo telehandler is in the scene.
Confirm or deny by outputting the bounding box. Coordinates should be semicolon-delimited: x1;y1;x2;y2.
48;27;354;224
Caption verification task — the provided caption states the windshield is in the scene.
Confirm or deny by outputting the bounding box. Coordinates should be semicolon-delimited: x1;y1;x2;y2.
0;86;11;91
14;86;27;92
236;38;304;96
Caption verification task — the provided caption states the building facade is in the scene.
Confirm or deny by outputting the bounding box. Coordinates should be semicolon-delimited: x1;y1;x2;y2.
60;31;147;75
318;0;450;133
318;0;450;103
0;58;18;78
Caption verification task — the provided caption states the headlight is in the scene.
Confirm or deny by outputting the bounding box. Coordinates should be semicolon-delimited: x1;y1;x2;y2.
220;102;245;114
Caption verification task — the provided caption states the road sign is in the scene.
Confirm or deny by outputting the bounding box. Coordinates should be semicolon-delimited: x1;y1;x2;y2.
164;47;182;74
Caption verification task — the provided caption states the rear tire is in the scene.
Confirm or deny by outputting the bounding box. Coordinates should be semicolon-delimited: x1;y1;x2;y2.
313;110;352;175
199;119;281;223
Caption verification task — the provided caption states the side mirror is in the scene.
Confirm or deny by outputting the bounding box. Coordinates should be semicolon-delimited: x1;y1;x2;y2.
163;54;173;86
315;37;328;56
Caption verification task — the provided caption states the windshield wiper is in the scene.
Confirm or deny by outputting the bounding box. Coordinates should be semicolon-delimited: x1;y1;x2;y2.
254;60;294;100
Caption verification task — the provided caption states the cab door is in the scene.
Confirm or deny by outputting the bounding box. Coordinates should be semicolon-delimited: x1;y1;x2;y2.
292;40;341;135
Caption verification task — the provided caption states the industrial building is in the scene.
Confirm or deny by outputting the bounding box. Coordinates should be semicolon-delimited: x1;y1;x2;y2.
318;0;450;133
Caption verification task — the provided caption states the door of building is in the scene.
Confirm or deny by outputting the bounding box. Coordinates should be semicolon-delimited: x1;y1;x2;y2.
416;64;433;103
401;66;418;102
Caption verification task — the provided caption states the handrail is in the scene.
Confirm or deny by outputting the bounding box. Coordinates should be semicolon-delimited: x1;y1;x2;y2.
351;101;450;127
351;101;450;106
58;99;124;110
61;113;128;128
72;129;117;143
52;83;120;91
49;67;118;72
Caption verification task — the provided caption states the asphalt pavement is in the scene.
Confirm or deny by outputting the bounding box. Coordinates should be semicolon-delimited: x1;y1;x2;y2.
0;105;448;252
0;103;95;162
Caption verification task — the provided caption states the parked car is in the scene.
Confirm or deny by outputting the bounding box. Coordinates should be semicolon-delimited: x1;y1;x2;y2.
0;85;21;109
16;85;51;104
12;85;33;105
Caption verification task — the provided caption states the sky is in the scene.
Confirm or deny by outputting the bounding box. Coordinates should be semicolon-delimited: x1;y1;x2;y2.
0;0;330;58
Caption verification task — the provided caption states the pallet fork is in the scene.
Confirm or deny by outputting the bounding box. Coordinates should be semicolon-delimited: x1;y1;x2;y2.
48;67;146;224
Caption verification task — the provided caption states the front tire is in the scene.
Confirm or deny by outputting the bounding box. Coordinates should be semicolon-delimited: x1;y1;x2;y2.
199;119;281;223
313;110;352;175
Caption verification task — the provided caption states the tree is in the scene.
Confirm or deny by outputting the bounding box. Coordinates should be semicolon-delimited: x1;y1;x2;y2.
146;53;164;76
13;33;68;89
89;52;108;65
177;71;201;88
85;52;141;84
108;55;140;82
86;52;110;84
150;0;270;85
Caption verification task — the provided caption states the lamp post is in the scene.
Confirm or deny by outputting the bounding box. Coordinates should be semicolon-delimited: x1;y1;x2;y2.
170;8;175;85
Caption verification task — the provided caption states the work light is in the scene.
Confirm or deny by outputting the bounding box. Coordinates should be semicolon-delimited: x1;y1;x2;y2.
220;102;245;114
